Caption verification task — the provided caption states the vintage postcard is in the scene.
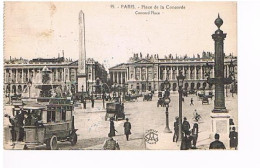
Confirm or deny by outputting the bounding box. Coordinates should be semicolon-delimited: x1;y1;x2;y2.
3;1;237;150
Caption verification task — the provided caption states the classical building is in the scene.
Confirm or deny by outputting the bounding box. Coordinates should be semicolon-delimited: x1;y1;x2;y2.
109;53;237;92
3;55;107;97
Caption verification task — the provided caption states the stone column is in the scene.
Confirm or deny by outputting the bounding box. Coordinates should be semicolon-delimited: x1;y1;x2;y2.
21;69;24;83
121;72;123;84
170;67;173;80
56;68;59;82
164;66;167;80
27;69;30;82
117;72;119;84
188;66;191;80
211;14;227;112
113;72;115;83
176;66;179;76
15;69;18;83
133;67;136;80
140;66;142;80
200;66;203;80
9;69;12;83
146;67;148;81
195;66;197;80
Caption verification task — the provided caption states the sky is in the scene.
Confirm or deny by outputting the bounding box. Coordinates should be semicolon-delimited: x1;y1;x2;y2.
4;2;237;69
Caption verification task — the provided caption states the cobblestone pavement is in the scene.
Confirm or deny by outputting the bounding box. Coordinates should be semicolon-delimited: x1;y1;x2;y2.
3;92;237;150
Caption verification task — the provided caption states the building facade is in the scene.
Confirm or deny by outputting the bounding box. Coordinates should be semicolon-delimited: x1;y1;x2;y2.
4;56;107;97
109;53;237;92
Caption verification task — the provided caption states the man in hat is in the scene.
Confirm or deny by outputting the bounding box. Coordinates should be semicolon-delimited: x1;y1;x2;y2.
191;122;199;148
180;131;192;150
109;118;116;137
173;117;179;142
182;117;190;136
229;127;238;149
209;133;226;149
91;96;95;108
102;133;120;150
123;118;131;141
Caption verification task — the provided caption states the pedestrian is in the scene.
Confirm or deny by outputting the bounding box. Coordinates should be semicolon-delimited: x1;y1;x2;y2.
229;127;238;149
91;97;95;108
209;133;226;149
190;98;194;106
180;131;192;150
173;117;179;142
109;118;116;137
4;114;17;142
83;98;86;109
102;133;120;150
191;122;199;148
182;117;190;136
123;118;131;141
229;118;235;131
16;110;24;141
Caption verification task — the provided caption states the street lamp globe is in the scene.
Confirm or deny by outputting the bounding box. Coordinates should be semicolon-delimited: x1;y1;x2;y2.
177;71;185;88
164;97;171;105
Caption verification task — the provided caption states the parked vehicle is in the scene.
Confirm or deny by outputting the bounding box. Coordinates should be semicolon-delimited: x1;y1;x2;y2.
202;97;209;105
11;98;78;150
105;102;125;121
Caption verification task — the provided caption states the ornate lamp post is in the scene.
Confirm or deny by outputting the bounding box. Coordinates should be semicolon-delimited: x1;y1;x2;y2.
163;79;172;133
164;97;171;133
206;14;233;113
206;14;235;138
177;71;185;141
102;87;105;108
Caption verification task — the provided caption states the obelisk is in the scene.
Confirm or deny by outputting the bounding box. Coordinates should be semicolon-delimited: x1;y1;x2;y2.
77;10;87;93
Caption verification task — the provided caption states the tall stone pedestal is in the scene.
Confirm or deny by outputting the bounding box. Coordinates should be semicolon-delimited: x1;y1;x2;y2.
210;113;230;145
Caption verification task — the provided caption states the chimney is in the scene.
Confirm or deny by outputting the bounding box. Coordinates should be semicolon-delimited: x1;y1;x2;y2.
62;50;64;57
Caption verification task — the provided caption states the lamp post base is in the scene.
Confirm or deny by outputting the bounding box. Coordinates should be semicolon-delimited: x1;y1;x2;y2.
210;112;230;134
212;108;228;113
164;127;172;133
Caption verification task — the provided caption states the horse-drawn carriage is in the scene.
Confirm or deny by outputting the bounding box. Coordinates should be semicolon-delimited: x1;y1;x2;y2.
202;96;209;104
124;94;138;102
143;93;153;101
